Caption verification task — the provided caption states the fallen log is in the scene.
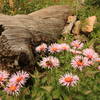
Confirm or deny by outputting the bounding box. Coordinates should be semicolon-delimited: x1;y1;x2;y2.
0;5;73;72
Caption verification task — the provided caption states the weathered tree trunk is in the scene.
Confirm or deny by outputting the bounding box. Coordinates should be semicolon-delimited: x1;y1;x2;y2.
0;5;73;72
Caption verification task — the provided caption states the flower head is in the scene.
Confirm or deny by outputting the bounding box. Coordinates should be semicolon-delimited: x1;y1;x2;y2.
4;83;20;95
48;43;61;53
59;73;79;87
0;70;9;85
70;49;82;55
39;56;60;69
9;71;29;86
71;56;90;71
60;43;70;51
71;40;83;49
35;43;47;52
95;58;100;62
83;49;98;60
97;66;100;70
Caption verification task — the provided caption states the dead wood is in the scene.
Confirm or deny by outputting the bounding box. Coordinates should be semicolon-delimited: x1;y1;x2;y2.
0;5;73;72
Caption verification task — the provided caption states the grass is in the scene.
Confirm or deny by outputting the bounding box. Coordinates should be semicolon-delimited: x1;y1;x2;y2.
0;0;100;100
0;0;75;15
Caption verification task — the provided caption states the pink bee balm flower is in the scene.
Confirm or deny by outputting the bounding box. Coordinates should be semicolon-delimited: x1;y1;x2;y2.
71;40;83;49
83;49;98;60
4;83;20;95
70;49;82;55
0;70;9;85
35;43;47;52
60;43;70;51
39;56;60;69
59;73;79;87
71;56;90;71
48;43;61;53
9;71;29;86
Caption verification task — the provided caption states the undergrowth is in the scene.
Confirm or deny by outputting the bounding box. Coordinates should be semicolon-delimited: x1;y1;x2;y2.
0;0;100;100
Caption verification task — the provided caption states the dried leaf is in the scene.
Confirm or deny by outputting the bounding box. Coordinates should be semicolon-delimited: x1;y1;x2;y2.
41;86;53;92
0;0;3;8
8;0;14;8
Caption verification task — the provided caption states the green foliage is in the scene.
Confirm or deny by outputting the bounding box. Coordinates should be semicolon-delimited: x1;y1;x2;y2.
0;0;74;15
85;0;100;6
0;0;100;100
0;34;100;100
77;0;100;49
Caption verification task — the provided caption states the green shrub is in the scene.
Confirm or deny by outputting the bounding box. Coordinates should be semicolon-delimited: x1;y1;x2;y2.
85;0;100;6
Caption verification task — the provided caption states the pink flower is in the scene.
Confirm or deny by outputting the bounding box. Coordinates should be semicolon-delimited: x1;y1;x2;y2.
70;49;82;55
83;49;98;60
35;43;47;52
39;56;60;69
59;73;79;87
4;83;20;95
48;43;61;53
97;66;100;70
95;58;100;62
9;71;29;86
87;60;94;65
60;43;70;51
0;70;9;85
71;56;90;71
71;40;83;49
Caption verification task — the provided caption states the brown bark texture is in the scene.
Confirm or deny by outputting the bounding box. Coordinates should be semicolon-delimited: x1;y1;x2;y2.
0;5;73;72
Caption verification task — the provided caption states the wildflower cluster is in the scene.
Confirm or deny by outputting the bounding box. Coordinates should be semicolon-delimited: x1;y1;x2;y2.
36;40;100;87
35;43;70;53
0;70;29;95
0;40;99;96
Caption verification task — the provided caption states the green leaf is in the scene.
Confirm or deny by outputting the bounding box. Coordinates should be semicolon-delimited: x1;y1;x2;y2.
52;89;61;99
